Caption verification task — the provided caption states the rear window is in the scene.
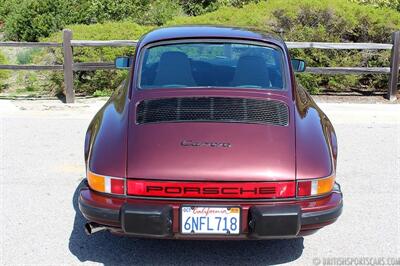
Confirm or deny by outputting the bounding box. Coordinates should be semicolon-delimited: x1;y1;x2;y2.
139;41;285;90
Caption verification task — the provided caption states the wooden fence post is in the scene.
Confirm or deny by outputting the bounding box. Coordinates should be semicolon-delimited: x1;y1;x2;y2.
63;29;75;103
388;31;400;101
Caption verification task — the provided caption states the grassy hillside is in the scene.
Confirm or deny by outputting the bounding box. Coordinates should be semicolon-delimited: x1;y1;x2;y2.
169;0;400;43
10;0;400;96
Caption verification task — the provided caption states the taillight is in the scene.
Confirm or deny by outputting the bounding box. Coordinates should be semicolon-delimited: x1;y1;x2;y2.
297;175;335;197
110;178;125;194
87;170;125;195
127;180;295;199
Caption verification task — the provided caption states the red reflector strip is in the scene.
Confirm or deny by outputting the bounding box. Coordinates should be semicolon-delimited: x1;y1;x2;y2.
127;180;295;199
111;178;125;194
297;180;312;197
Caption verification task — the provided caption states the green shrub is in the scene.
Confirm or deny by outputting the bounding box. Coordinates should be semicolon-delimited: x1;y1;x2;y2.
169;0;400;42
169;0;399;94
2;0;173;41
351;0;400;11
16;48;42;65
0;0;18;22
24;73;41;92
139;0;184;26
179;0;220;16
4;0;71;41
0;51;10;92
93;89;113;97
38;0;400;96
71;0;150;24
43;22;152;96
179;0;260;16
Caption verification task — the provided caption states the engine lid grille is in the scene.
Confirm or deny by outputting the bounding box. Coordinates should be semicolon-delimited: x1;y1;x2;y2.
136;97;289;126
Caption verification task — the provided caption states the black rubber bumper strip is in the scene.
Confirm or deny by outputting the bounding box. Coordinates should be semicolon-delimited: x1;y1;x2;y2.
79;197;120;224
80;198;343;229
121;203;173;237
301;201;343;225
79;187;343;230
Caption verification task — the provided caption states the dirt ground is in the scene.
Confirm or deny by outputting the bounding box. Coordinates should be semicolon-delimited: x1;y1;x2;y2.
1;95;398;114
313;94;400;104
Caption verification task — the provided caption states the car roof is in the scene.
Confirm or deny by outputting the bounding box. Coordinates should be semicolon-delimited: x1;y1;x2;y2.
139;25;286;48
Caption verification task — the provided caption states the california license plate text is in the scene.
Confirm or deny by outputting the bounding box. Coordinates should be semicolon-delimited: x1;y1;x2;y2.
181;207;240;235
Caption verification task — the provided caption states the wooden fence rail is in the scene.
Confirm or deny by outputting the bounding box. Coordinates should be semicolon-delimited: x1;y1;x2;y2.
0;29;399;103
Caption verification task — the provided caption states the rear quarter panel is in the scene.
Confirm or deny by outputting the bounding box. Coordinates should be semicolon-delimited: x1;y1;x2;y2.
294;84;337;180
84;81;130;177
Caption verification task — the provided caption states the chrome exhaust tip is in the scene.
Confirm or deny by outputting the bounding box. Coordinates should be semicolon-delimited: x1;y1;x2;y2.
84;222;106;235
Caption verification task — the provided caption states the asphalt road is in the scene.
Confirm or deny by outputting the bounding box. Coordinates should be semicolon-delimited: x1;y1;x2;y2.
1;99;399;265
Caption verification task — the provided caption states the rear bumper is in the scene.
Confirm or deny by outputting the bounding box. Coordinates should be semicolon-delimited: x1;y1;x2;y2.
79;182;343;239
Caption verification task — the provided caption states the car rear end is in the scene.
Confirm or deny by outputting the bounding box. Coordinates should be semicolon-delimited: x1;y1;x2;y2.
79;91;343;239
79;175;342;239
79;29;342;239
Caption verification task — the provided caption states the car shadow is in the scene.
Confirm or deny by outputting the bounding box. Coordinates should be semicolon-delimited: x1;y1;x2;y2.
69;181;304;266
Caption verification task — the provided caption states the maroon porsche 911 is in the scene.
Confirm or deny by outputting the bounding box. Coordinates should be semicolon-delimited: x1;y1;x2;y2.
79;26;343;239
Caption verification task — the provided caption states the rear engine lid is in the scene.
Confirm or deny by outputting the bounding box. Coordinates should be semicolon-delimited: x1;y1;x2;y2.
127;96;295;182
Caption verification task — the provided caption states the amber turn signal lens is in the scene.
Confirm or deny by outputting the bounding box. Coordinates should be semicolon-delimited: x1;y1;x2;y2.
317;175;335;195
87;171;105;193
87;170;125;195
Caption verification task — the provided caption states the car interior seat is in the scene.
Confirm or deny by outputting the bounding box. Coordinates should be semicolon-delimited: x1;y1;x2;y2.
154;51;196;87
232;55;270;88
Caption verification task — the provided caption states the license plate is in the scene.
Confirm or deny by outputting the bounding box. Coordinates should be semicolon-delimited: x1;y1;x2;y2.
180;206;240;235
